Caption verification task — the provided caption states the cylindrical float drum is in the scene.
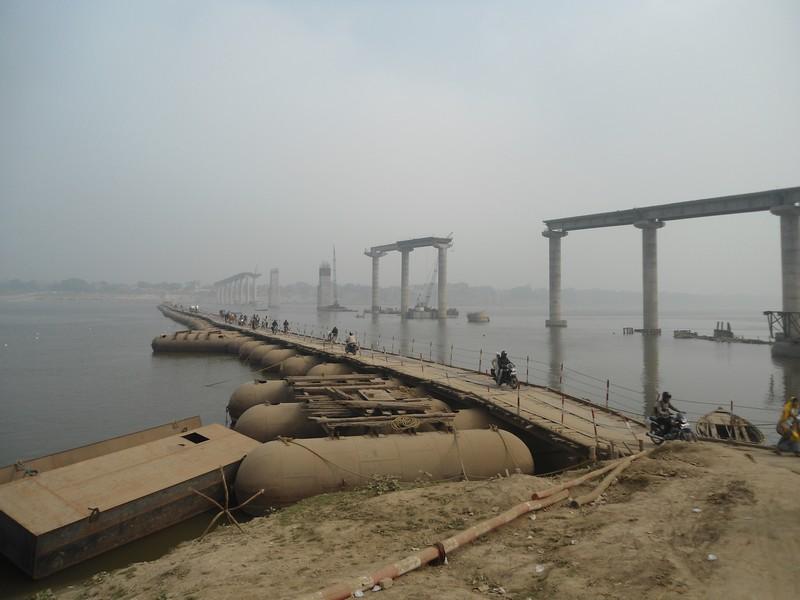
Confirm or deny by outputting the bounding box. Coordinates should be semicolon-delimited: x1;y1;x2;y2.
234;403;323;442
234;402;497;443
279;356;322;376
306;362;353;377
151;330;237;353
246;344;279;367
225;336;253;355
235;429;534;512
453;408;502;430
259;348;298;369
227;380;294;420
238;341;265;361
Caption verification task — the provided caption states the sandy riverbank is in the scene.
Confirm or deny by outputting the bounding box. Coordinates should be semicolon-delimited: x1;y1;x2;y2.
54;442;799;600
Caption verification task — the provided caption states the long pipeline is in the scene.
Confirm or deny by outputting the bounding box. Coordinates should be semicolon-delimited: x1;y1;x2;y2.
298;489;569;600
300;451;650;600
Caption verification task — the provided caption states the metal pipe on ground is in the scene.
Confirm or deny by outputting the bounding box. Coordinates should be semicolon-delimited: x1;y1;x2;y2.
568;450;649;507
531;453;641;500
299;489;570;600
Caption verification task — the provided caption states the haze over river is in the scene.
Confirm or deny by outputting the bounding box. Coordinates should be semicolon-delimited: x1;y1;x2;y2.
2;298;798;467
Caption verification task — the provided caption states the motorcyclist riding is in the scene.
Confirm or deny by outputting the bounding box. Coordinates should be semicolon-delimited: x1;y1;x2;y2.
345;331;358;354
283;319;289;333
654;391;679;434
493;350;511;386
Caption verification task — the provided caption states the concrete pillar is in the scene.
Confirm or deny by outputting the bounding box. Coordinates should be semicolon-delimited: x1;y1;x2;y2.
400;248;412;316
252;276;257;304
372;255;380;313
366;252;387;314
437;244;449;318
771;205;800;341
634;220;665;334
642;334;660;417
542;229;567;327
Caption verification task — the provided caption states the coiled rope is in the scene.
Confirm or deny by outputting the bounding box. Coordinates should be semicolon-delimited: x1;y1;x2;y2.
390;415;421;431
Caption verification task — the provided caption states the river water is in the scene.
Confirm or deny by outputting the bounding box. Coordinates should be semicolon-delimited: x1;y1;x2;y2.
0;298;798;595
2;298;798;463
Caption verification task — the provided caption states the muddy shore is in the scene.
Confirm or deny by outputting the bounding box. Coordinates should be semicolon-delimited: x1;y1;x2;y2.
49;442;799;600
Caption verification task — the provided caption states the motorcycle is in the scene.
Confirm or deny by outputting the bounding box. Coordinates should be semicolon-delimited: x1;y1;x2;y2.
490;360;519;388
345;341;359;355
647;412;695;444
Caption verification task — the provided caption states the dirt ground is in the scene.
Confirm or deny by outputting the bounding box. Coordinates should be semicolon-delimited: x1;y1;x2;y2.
55;442;800;600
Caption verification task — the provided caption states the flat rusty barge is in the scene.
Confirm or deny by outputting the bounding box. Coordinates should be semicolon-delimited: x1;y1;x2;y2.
0;417;258;579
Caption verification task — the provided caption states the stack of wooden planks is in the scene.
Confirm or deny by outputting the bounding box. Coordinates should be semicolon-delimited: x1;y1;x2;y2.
284;374;456;435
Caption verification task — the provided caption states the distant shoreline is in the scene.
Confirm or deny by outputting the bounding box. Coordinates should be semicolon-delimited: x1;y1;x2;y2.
0;292;165;303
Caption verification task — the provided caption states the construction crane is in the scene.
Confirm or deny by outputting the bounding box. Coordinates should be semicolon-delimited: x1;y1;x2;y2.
332;246;339;306
415;262;437;309
413;232;451;310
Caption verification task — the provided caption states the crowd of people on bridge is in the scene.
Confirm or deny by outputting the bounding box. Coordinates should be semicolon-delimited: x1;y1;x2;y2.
217;310;292;335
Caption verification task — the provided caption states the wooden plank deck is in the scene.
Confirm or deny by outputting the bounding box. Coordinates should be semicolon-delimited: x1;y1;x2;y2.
189;309;650;458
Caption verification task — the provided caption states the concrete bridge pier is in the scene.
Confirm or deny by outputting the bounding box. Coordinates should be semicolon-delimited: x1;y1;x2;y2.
542;229;567;327
771;203;800;356
634;220;664;335
365;250;387;314
400;248;413;317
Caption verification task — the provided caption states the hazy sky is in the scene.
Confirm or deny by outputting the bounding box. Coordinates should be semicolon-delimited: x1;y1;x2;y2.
1;1;798;298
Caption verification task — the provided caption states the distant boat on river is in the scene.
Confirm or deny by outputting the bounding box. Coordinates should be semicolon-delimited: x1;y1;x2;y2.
467;310;490;323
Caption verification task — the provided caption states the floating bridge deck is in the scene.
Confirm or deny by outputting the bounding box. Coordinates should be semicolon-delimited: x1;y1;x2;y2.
168;307;651;463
